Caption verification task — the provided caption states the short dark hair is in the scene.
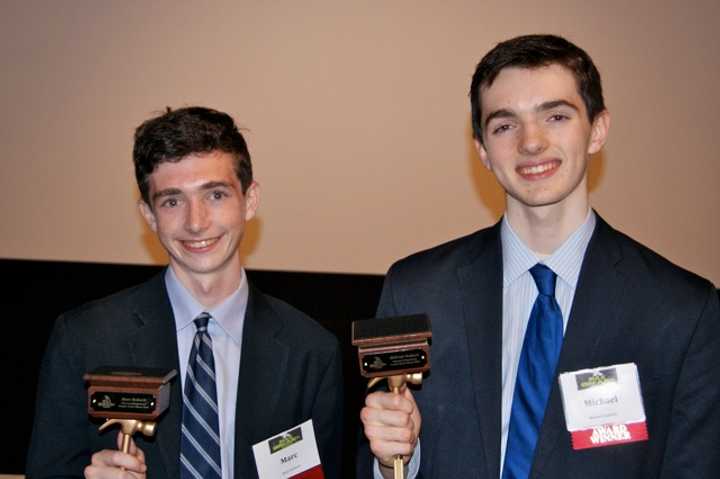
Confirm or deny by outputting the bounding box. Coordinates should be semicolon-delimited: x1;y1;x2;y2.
469;34;605;142
133;106;253;204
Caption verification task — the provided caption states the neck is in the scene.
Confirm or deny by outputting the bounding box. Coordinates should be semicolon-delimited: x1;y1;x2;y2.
506;195;589;255
171;261;243;308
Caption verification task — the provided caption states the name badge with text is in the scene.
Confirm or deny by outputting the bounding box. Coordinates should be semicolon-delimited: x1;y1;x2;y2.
252;419;324;479
559;362;649;450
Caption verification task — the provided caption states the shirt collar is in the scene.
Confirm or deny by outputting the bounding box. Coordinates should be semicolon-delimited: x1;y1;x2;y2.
501;210;596;288
164;266;248;345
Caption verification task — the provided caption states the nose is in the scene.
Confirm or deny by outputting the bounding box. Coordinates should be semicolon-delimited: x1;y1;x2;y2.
186;198;210;233
518;123;548;156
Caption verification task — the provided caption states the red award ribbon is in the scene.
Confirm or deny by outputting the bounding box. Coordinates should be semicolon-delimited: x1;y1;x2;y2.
290;465;325;479
571;421;649;450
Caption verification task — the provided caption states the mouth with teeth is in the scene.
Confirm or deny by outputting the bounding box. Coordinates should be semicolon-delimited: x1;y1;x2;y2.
517;159;561;180
181;236;221;253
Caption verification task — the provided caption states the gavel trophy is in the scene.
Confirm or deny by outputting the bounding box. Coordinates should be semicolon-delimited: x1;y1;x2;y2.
352;314;431;479
85;367;177;455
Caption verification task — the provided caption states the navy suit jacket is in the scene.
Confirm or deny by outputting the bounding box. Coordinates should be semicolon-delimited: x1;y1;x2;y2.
27;271;343;478
359;215;720;478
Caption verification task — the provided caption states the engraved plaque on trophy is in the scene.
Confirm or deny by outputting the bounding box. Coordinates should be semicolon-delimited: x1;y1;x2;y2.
352;314;432;379
84;366;177;453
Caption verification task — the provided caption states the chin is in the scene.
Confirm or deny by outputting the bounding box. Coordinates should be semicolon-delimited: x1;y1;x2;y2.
170;254;221;274
528;197;565;207
517;184;572;204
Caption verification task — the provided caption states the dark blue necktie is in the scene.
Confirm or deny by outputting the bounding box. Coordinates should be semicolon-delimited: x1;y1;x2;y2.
181;312;222;479
502;264;563;479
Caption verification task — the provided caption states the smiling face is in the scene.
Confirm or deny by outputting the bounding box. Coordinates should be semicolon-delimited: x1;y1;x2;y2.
475;64;609;218
139;150;259;289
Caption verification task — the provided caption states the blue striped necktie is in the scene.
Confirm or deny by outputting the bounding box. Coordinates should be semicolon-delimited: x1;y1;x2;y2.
181;312;222;479
502;264;563;479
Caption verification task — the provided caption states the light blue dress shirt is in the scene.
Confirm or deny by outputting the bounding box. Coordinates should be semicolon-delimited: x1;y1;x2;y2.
389;210;596;479
166;266;248;479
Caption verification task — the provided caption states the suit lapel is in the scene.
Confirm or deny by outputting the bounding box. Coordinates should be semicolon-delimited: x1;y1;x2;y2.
457;223;504;479
532;217;626;477
234;286;289;476
127;272;183;479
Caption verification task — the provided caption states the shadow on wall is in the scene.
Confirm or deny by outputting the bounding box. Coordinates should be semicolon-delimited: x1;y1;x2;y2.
465;121;505;220
587;149;606;193
239;216;263;264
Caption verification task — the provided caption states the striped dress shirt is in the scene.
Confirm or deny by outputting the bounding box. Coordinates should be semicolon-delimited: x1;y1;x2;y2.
499;210;596;472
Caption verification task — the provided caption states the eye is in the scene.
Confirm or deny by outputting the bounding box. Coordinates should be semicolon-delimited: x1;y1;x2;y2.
160;197;179;208
492;123;512;135
209;190;229;201
548;113;570;122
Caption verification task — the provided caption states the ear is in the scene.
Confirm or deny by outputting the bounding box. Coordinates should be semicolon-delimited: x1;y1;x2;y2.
138;200;158;232
474;139;493;171
243;181;260;221
587;109;610;155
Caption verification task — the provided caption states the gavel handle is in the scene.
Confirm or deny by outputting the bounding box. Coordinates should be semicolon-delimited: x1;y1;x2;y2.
121;433;131;454
393;456;404;479
390;381;405;479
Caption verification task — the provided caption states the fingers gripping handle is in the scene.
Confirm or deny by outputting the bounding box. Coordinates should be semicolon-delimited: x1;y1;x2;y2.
368;373;423;479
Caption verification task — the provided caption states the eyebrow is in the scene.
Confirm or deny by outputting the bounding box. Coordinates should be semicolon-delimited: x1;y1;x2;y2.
200;181;233;190
151;181;233;202
483;99;581;128
538;99;580;113
152;188;182;202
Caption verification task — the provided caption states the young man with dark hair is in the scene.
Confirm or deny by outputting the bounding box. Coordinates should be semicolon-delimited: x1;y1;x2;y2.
359;34;720;479
27;106;343;478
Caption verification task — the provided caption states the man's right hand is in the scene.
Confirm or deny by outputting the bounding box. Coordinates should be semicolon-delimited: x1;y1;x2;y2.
360;387;421;471
84;432;147;479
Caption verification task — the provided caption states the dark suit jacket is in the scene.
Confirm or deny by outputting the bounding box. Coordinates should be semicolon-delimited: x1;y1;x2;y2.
358;215;720;478
27;271;343;478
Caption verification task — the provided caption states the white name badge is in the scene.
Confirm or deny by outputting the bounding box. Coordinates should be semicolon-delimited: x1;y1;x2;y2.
252;419;325;479
558;362;649;449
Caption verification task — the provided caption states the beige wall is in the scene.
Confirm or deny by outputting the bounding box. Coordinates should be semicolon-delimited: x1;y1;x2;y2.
1;0;718;285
